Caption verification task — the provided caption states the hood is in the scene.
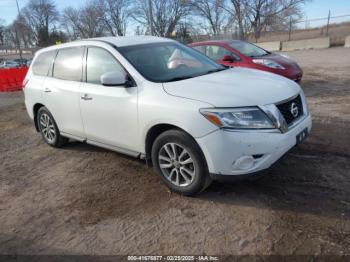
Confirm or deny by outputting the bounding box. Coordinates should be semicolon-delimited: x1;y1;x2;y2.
163;67;300;107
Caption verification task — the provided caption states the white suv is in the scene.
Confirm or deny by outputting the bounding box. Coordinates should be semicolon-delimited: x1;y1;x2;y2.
24;36;312;195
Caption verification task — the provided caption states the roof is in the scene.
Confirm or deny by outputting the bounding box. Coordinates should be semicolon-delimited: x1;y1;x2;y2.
87;36;174;47
190;39;243;45
34;36;175;56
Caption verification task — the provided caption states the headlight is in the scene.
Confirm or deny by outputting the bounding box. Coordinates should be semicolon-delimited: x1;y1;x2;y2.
253;59;285;69
200;107;275;129
299;89;309;115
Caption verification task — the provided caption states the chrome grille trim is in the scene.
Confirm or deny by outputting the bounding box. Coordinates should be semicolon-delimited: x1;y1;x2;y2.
276;94;304;126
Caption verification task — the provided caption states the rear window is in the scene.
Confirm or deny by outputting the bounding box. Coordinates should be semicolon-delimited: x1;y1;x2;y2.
53;47;84;81
32;50;56;76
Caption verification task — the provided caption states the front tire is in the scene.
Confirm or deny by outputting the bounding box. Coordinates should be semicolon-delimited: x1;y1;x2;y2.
151;129;211;196
37;107;68;147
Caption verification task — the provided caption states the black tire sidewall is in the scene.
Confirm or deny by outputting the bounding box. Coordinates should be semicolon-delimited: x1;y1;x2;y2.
151;129;210;196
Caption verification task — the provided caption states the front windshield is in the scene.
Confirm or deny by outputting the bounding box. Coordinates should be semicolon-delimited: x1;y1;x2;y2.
118;42;225;82
229;41;268;57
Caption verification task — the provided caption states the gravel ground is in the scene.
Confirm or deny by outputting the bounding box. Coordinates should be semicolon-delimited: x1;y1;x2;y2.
0;47;350;256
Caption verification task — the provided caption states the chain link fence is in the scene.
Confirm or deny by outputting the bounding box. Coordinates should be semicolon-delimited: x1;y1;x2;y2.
188;13;350;46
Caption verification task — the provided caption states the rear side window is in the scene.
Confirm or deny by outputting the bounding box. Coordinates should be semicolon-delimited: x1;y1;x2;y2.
53;47;84;81
32;50;56;76
86;47;125;85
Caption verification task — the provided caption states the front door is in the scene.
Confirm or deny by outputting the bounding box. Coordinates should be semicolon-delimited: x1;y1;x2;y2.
79;46;138;152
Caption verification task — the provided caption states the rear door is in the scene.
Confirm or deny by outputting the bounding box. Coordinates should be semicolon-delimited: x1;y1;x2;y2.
42;47;85;138
26;50;57;113
79;46;138;153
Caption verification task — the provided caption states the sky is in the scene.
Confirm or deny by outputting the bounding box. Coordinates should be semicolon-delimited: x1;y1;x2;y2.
304;0;350;19
0;0;82;25
1;0;350;27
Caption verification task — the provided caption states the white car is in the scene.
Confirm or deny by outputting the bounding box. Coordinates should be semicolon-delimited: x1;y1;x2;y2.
24;36;312;195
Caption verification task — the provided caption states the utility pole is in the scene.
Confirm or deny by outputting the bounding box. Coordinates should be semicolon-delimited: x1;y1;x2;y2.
147;0;154;36
14;0;23;59
15;0;20;13
288;17;292;41
326;10;331;36
305;15;307;29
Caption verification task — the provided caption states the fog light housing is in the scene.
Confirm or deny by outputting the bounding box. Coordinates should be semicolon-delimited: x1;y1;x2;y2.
232;156;255;170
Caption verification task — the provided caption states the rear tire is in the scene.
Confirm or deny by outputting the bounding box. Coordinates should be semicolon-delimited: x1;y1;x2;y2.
151;129;211;196
37;107;68;148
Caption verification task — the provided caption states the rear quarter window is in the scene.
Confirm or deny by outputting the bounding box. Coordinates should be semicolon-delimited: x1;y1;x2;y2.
32;50;57;76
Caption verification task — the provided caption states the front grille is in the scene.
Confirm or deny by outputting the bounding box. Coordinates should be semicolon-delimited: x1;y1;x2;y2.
276;95;304;125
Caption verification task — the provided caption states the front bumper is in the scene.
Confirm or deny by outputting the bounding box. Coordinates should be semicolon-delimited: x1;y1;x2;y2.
278;69;303;82
289;71;303;82
196;114;312;177
284;67;303;82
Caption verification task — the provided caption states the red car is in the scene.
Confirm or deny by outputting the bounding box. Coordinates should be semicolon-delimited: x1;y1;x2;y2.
189;40;303;82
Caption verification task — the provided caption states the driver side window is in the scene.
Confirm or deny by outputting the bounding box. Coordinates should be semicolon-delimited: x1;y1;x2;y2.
205;45;236;62
86;47;125;85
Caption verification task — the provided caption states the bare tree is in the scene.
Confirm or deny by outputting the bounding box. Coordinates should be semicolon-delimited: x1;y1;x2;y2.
190;0;228;35
132;0;191;37
102;0;131;36
134;26;145;35
223;0;306;40
79;1;106;38
222;0;250;40
11;17;34;48
7;13;38;48
61;7;81;40
175;22;193;42
0;22;22;48
246;0;306;41
21;0;59;46
62;1;106;39
0;19;5;46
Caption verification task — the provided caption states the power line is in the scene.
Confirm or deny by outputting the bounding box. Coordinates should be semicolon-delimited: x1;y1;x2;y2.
297;14;350;23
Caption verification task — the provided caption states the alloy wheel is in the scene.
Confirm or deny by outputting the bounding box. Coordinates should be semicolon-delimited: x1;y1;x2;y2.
158;142;196;187
39;113;56;143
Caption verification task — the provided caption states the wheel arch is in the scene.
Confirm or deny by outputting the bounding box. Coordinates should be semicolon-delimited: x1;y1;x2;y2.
144;123;204;164
33;103;45;132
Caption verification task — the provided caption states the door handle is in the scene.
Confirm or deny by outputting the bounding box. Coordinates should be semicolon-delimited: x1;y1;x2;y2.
81;94;93;101
44;88;51;93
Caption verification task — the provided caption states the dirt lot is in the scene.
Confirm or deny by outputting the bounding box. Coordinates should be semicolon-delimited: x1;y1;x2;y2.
1;47;350;256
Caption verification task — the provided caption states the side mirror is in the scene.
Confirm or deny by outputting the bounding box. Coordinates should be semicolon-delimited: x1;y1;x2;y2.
222;55;236;62
100;71;128;87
